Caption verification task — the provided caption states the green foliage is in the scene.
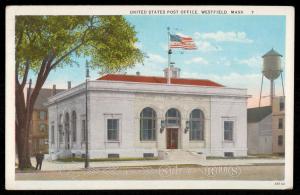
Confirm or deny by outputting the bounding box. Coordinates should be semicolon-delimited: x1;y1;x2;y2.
16;15;144;77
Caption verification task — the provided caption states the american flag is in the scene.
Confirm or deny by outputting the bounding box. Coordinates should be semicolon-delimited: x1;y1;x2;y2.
170;34;197;50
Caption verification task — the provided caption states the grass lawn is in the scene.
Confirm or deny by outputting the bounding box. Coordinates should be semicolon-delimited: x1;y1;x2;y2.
56;157;160;162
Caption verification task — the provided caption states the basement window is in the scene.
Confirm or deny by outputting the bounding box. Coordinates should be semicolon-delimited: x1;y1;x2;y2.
224;152;234;158
143;153;154;158
108;153;119;158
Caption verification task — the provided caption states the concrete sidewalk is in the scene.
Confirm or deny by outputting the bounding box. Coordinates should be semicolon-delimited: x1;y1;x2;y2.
26;157;285;171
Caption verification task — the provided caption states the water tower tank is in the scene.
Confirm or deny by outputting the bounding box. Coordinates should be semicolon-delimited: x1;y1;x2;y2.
262;48;282;80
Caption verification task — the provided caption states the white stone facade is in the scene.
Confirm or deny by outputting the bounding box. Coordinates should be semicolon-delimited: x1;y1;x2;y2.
46;79;248;159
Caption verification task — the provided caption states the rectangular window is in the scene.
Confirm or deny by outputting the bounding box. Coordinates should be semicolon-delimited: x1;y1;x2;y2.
82;120;86;142
280;99;285;111
224;121;234;141
278;135;283;146
39;111;47;120
278;118;284;129
39;123;47;132
39;139;44;145
107;119;119;141
51;124;55;144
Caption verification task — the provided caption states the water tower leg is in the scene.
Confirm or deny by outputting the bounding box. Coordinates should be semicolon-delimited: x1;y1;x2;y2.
259;74;264;107
280;71;285;97
270;80;274;106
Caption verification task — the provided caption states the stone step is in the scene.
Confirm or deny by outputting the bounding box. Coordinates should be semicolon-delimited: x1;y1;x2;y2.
158;150;206;161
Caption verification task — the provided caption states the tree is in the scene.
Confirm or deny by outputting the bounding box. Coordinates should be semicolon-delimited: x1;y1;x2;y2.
15;16;144;169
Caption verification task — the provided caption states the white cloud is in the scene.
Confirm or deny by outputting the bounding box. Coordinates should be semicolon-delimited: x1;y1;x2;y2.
176;32;191;38
126;53;167;76
184;57;209;65
181;71;260;94
134;42;143;49
146;53;167;64
216;57;232;66
180;71;269;107
194;31;253;43
159;43;168;51
235;56;261;68
195;40;222;52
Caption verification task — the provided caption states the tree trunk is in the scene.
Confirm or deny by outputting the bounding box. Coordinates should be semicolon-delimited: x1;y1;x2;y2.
16;125;32;169
15;46;80;169
15;86;33;169
15;56;53;169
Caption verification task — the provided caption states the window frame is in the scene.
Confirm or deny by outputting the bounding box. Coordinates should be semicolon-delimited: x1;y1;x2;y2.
51;122;55;144
71;111;77;142
280;99;285;111
165;108;181;127
222;117;235;142
278;135;283;146
278;118;284;129
39;123;47;132
104;114;122;143
107;119;120;141
39;110;47;120
58;124;63;143
140;107;157;141
189;109;205;141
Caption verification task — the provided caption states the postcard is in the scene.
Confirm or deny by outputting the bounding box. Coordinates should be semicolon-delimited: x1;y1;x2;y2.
5;5;294;190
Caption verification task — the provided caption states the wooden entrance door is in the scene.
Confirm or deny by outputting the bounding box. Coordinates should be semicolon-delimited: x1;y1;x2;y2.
167;128;178;149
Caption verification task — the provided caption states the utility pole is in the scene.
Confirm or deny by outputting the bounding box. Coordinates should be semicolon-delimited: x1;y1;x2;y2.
85;60;90;168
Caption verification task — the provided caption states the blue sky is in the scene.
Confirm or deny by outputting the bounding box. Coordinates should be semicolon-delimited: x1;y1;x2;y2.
35;15;286;108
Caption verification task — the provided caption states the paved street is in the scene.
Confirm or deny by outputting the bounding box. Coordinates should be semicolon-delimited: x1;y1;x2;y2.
16;164;284;180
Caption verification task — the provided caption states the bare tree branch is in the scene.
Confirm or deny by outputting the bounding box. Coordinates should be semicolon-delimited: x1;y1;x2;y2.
15;60;20;87
50;42;84;70
16;29;24;52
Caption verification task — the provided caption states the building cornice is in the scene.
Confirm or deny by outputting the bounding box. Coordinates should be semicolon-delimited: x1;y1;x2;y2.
45;80;250;106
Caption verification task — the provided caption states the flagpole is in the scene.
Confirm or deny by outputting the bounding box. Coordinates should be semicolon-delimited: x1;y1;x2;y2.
167;27;171;84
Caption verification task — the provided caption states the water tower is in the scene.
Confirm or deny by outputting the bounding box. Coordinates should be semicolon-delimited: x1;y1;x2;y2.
259;48;285;107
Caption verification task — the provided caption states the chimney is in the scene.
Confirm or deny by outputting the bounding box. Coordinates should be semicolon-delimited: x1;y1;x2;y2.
136;71;140;76
52;84;56;96
68;81;71;89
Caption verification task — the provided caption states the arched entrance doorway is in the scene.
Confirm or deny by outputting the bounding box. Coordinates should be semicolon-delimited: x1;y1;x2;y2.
165;108;181;149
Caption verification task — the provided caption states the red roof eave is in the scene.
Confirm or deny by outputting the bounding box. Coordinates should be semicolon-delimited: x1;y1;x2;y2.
97;74;224;87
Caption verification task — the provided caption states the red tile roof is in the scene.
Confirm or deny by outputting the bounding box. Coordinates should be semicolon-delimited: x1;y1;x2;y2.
97;74;224;87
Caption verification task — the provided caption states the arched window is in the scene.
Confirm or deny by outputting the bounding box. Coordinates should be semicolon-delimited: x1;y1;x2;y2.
65;112;70;132
64;112;70;149
58;114;63;143
71;111;77;142
140;107;156;141
189;109;204;140
166;108;181;127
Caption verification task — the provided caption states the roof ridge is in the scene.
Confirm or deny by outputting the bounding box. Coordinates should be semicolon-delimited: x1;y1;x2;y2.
100;73;218;82
98;74;224;87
